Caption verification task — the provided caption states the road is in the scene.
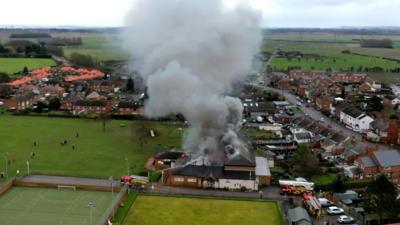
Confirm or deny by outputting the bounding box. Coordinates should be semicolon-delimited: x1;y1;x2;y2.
263;86;362;140
251;84;390;151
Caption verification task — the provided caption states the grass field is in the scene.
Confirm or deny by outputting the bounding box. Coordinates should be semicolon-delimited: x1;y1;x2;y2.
0;114;182;179
61;33;129;61
312;173;337;186
264;33;400;72
123;196;284;225
0;186;112;225
0;57;56;74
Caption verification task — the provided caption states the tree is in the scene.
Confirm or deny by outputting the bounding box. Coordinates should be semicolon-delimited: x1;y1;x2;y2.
69;53;95;67
48;97;61;110
290;145;321;178
98;112;110;131
332;176;345;193
47;45;64;57
0;72;10;83
368;96;383;112
0;84;11;98
365;175;399;224
22;66;29;74
126;77;134;92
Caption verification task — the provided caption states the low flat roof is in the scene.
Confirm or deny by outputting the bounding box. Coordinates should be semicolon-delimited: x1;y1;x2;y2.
255;157;271;177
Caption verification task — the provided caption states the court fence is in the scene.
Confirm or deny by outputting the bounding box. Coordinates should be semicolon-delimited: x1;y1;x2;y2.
96;185;129;225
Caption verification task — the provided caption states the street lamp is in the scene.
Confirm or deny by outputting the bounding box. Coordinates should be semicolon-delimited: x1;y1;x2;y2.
26;160;30;176
87;201;95;225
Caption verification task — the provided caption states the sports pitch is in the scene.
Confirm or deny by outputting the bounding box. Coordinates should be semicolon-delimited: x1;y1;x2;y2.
0;186;113;225
123;195;284;225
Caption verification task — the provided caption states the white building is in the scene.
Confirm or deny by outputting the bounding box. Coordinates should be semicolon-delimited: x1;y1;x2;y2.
391;85;400;96
340;107;373;133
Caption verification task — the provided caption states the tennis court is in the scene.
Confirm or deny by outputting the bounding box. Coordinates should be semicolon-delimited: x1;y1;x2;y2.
0;186;113;225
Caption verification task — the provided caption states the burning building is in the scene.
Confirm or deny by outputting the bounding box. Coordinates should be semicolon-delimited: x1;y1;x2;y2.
162;144;271;191
123;0;263;191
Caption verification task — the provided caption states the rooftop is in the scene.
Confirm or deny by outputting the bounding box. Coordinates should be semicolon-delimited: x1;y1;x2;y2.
373;150;400;167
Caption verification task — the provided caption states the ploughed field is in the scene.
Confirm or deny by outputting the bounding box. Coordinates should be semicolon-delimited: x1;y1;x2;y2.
123;195;284;225
0;186;112;225
0;114;182;179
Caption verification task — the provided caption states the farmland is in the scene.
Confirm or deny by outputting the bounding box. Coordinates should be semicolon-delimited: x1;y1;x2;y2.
123;195;284;225
264;33;400;72
0;114;182;179
0;57;56;74
60;33;129;61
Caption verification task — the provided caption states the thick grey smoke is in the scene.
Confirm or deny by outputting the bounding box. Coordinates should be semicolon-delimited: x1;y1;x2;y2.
124;0;261;162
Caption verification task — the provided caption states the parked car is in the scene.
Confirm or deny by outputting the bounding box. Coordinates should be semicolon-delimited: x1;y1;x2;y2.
320;117;325;123
318;198;334;207
326;206;344;215
337;215;354;224
296;101;302;107
285;109;294;116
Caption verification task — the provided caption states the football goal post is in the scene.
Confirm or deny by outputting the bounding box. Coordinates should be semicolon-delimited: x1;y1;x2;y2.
57;185;77;191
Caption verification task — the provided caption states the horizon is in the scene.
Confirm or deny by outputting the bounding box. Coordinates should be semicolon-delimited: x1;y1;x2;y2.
1;0;399;28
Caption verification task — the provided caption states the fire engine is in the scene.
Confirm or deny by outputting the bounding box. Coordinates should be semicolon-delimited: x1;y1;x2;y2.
120;175;149;188
303;194;322;217
279;178;314;195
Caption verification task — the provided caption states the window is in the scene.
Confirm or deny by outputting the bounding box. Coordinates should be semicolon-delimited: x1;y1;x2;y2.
174;177;184;182
187;178;197;183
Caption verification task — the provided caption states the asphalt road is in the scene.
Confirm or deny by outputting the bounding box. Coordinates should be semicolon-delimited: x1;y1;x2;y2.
263;86;362;140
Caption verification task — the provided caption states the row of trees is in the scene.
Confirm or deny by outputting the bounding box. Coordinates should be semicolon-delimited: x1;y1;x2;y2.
360;38;393;48
44;37;82;46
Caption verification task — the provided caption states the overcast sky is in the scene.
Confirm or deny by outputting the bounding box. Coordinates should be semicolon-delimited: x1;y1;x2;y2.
0;0;399;28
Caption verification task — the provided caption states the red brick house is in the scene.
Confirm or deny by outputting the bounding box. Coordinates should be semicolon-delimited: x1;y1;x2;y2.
73;100;111;114
92;80;115;93
355;149;400;184
315;96;332;112
276;78;291;89
3;94;34;111
116;101;143;115
369;119;398;144
330;73;366;84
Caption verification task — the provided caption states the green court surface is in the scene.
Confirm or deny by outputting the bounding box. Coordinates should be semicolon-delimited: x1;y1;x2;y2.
123;195;284;225
0;187;113;225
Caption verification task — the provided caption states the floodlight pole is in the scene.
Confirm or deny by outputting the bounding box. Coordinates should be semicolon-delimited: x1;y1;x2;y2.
87;201;95;225
4;152;8;180
110;176;114;219
125;158;130;175
26;160;30;176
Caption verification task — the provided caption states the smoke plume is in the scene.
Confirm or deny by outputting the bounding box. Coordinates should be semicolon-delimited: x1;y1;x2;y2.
124;0;261;162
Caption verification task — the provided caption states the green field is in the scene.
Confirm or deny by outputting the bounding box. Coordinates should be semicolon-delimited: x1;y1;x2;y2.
0;57;56;74
312;173;337;186
264;33;400;72
0;114;182;179
0;186;112;225
61;33;129;61
123;196;283;225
